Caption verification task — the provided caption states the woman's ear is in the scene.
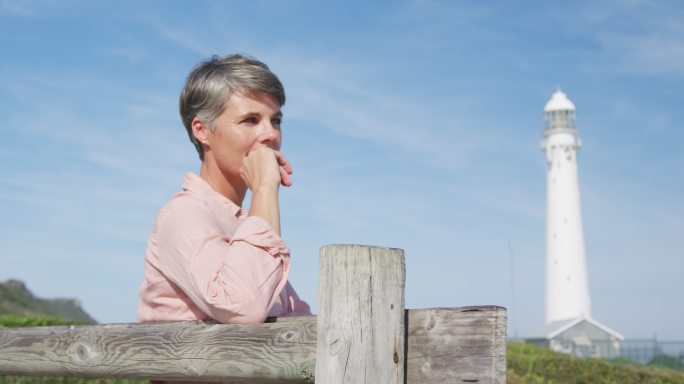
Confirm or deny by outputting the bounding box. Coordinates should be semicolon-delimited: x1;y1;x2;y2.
191;117;210;146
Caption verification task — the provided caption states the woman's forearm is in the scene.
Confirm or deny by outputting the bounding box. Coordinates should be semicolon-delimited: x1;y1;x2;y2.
247;183;281;235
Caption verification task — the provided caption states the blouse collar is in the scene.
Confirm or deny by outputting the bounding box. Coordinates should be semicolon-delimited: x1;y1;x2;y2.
182;172;244;217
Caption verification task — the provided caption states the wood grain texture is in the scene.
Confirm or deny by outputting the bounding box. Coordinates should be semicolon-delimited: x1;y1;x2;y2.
406;306;507;384
315;244;406;384
0;316;317;383
0;307;506;383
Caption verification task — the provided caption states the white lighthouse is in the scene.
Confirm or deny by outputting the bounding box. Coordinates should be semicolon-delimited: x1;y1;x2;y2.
525;90;623;358
542;89;592;324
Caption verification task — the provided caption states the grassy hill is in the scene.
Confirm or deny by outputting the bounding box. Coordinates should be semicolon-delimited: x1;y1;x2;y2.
508;341;684;384
0;280;96;324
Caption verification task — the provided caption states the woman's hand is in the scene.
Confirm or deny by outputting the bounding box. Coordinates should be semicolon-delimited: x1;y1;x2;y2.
275;151;294;187
241;147;292;235
240;147;293;190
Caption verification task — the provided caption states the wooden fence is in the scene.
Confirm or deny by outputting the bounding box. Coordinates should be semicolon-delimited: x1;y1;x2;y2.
0;244;507;383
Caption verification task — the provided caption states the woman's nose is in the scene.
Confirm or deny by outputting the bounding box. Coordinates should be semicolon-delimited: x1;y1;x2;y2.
258;123;280;148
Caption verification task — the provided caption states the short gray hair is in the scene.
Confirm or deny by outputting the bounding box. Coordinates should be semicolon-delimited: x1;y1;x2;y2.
179;54;286;160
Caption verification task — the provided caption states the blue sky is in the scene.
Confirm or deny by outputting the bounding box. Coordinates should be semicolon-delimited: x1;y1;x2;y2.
1;0;682;340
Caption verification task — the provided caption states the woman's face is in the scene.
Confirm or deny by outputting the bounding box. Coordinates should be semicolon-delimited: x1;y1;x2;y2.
203;91;283;182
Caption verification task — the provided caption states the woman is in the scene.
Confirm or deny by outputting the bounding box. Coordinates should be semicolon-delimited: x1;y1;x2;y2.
138;54;310;326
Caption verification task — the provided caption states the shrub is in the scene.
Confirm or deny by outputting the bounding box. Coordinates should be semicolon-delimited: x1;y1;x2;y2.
507;341;684;384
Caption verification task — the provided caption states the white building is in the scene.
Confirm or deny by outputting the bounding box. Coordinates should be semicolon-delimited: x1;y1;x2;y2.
526;317;623;358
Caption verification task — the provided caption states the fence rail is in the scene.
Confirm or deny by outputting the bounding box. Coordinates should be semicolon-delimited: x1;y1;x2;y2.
0;244;507;383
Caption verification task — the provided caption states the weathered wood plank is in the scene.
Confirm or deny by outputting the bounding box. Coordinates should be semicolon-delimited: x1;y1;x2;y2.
406;306;507;384
0;307;506;383
0;317;317;383
315;244;406;384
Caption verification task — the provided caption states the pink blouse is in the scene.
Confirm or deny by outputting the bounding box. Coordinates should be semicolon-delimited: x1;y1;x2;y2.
138;173;310;324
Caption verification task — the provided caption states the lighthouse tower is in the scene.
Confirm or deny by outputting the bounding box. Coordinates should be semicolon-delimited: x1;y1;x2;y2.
542;89;592;324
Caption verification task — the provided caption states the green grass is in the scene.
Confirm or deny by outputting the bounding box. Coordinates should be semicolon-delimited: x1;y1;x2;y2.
508;341;684;384
0;315;84;328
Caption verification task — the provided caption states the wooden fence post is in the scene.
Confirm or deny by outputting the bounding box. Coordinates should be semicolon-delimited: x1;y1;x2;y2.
315;244;406;383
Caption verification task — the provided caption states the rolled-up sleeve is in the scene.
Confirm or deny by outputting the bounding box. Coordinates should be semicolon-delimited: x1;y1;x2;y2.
155;200;291;324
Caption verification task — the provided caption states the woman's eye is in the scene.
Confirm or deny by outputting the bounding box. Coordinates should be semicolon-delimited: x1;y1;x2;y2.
242;117;258;125
271;118;282;128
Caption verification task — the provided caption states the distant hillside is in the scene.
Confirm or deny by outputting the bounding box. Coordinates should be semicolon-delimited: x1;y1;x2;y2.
0;279;96;324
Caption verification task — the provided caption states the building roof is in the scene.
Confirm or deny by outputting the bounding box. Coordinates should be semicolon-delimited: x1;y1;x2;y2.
528;316;624;341
544;89;576;112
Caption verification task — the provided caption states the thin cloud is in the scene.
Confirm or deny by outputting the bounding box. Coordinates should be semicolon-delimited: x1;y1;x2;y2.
0;0;38;16
99;47;147;63
596;32;684;77
276;55;509;170
568;0;684;77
